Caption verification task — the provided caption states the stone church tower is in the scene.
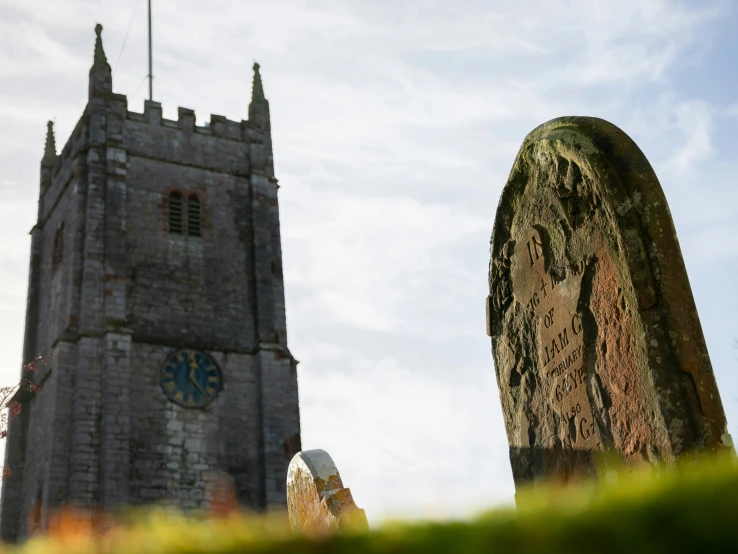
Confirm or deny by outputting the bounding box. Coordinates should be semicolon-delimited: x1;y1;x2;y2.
0;24;301;541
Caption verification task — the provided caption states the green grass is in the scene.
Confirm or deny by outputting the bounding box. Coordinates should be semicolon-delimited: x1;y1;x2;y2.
8;453;738;554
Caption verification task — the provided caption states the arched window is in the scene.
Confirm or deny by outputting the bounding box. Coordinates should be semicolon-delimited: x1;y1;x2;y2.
52;223;64;272
187;195;202;237
169;192;183;235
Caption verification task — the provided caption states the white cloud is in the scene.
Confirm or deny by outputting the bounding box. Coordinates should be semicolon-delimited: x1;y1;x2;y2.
283;188;490;337
298;356;514;523
667;99;714;172
549;0;720;86
618;94;715;177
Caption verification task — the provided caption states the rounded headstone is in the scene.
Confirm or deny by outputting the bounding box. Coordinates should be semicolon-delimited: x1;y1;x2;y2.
286;449;368;537
487;116;732;491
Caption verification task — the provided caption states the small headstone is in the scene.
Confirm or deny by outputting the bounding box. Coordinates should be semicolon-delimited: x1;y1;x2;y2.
286;449;368;537
487;116;732;490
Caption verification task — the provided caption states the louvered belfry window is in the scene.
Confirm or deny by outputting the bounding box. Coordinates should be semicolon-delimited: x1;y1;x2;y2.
169;192;183;235
169;192;203;238
187;195;202;237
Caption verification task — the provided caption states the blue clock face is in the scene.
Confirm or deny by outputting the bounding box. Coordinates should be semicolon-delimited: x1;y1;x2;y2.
160;349;222;408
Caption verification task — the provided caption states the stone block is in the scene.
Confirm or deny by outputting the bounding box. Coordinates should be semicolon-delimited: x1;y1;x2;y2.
286;449;368;537
488;116;732;492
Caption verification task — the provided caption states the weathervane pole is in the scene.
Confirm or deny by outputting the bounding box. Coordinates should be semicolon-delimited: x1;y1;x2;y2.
148;0;153;100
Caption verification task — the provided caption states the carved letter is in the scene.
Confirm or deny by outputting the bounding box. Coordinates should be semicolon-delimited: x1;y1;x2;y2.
558;328;569;351
580;417;591;440
544;307;555;328
572;313;582;335
550;339;561;359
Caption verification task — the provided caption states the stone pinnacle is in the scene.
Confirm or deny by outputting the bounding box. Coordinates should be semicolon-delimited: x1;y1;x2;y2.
42;120;56;166
93;22;109;68
252;62;266;103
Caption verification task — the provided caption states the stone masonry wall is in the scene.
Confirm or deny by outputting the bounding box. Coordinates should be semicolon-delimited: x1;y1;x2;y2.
2;67;301;539
258;350;300;507
35;154;83;360
128;344;262;510
7;120;89;540
124;155;255;351
19;339;76;536
120;103;272;509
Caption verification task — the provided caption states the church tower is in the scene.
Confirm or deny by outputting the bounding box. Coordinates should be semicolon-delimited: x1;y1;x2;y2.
0;24;301;541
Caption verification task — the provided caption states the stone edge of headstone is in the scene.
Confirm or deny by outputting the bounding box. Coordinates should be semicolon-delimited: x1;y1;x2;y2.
490;115;733;455
287;449;368;534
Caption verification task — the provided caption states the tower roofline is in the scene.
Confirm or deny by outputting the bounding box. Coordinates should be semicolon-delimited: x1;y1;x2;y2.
93;23;109;69
123;99;264;142
42;121;57;167
89;22;112;97
251;62;267;104
49;95;268;179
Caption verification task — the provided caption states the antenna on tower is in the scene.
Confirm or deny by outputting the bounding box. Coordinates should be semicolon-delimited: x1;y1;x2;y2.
147;0;153;100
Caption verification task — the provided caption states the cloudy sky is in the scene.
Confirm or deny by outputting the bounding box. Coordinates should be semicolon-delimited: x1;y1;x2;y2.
1;0;737;524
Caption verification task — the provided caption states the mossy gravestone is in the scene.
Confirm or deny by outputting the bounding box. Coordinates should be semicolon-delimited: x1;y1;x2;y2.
487;117;732;489
286;449;368;537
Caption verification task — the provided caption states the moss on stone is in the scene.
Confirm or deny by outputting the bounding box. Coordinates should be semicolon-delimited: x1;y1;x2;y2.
8;454;738;553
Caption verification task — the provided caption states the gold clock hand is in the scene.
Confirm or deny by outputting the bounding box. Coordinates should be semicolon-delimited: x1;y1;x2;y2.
188;367;209;398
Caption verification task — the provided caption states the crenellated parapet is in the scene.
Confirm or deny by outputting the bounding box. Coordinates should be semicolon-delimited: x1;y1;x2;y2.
39;23;273;215
125;102;255;142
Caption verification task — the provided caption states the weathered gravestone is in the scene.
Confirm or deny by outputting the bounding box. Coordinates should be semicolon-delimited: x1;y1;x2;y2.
286;449;368;537
487;116;732;489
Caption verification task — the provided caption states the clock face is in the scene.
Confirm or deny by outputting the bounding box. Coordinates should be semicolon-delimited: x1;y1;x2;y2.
160;349;223;408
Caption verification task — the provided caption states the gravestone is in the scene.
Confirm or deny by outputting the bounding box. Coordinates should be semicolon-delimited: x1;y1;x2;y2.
487;116;732;489
286;449;368;537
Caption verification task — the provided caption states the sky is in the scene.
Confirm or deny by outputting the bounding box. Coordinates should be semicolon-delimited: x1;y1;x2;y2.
0;0;737;525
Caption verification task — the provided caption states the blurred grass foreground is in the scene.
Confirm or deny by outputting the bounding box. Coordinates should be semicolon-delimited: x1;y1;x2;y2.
6;453;738;554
